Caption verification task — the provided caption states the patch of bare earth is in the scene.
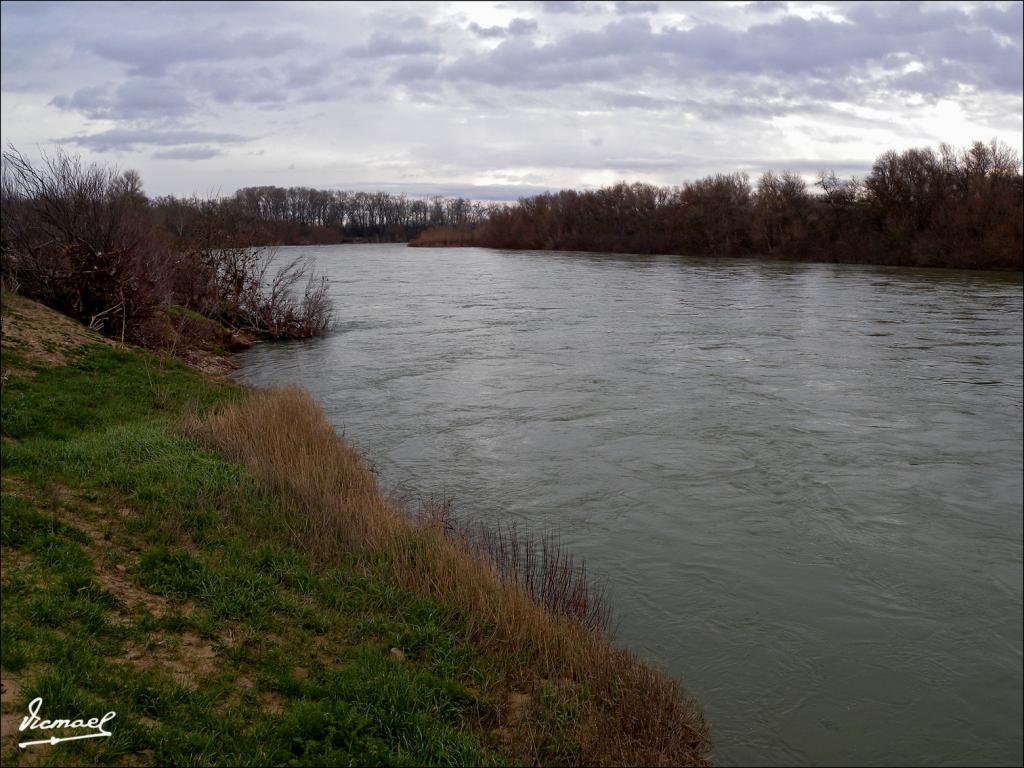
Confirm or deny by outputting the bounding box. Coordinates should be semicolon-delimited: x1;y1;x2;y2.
0;672;25;751
505;691;533;726
123;633;219;689
18;483;182;623
176;347;238;378
4;481;217;690
0;291;113;375
24;487;226;691
0;547;33;581
96;564;180;624
44;490;225;689
213;674;286;718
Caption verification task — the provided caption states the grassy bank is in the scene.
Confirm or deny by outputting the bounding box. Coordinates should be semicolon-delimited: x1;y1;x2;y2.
0;292;708;766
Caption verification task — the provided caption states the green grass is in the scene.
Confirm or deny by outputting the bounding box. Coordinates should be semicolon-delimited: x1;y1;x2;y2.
1;343;233;441
1;336;507;766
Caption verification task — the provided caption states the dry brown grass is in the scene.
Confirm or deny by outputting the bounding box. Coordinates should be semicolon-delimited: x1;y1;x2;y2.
191;387;709;766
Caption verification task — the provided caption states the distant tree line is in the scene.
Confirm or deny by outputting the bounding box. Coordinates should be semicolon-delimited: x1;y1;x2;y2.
152;186;494;246
417;140;1023;271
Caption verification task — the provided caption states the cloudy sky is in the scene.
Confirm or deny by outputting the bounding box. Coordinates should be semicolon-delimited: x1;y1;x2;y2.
1;0;1021;199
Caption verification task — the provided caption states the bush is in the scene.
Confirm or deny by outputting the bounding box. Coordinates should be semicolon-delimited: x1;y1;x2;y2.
1;146;333;344
1;147;173;341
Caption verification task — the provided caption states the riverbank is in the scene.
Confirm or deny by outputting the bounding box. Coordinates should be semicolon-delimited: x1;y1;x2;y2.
0;291;709;766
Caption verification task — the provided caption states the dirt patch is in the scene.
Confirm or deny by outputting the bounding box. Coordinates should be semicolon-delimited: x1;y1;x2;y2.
124;632;219;689
94;562;176;622
258;692;285;715
0;672;25;744
8;482;182;622
42;488;117;542
0;290;113;373
506;692;532;725
214;674;286;717
0;547;34;581
175;347;239;379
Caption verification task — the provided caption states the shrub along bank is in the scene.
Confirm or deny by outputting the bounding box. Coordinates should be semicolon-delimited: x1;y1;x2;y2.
1;147;332;353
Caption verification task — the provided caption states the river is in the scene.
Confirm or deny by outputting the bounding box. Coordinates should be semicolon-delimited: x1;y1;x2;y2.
233;244;1023;766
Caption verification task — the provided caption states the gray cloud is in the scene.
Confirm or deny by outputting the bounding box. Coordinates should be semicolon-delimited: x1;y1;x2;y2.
366;10;431;32
51;79;193;120
347;32;441;58
56;128;250;152
508;18;540;35
744;1;788;14
188;67;291;106
539;1;592;13
389;58;442;83
153;146;223;161
440;7;1022;99
285;62;332;89
468;23;506;38
615;2;659;14
598;90;678;110
86;28;305;75
583;84;900;129
469;18;539;38
444;20;655;87
970;1;1024;42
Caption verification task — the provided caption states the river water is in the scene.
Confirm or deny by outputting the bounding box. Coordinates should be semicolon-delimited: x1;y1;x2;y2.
234;244;1023;766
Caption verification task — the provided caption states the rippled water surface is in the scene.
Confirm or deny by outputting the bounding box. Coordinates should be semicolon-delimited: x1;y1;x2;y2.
235;245;1023;766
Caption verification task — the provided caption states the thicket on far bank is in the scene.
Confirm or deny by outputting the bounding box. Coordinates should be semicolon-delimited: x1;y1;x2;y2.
415;140;1023;271
155;184;494;247
194;387;708;766
0;147;332;349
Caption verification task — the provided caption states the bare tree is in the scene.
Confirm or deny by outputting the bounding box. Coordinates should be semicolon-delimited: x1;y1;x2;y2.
1;145;171;340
